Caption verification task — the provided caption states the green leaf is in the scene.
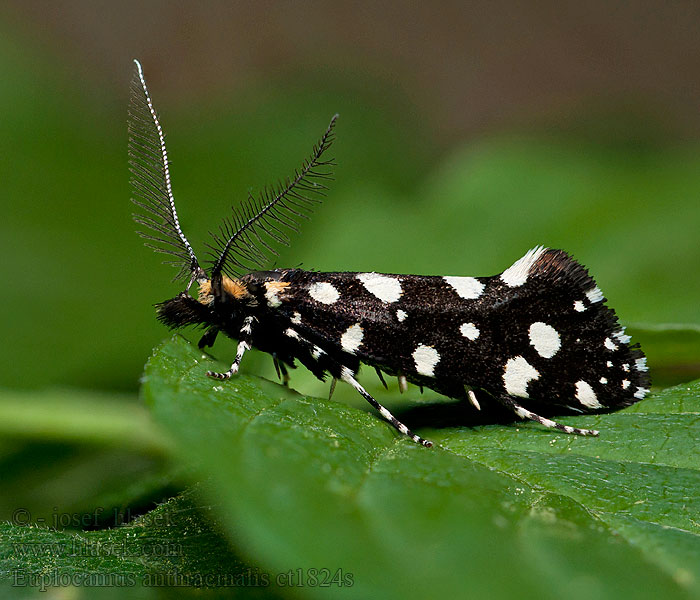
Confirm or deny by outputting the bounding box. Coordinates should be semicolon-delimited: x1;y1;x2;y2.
143;336;700;600
0;488;275;599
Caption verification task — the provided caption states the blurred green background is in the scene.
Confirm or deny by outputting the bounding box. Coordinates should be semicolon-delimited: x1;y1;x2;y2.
0;1;699;596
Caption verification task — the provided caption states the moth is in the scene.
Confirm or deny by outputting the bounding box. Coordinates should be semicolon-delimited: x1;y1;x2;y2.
129;59;650;448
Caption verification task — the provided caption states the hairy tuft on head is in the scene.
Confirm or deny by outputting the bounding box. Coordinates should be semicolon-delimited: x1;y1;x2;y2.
156;294;213;329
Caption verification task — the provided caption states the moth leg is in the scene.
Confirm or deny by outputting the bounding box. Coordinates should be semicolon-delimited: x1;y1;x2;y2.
465;387;481;411
281;327;432;447
341;368;433;448
272;355;290;386
496;395;599;437
198;327;219;349
206;316;256;380
397;372;408;394
374;367;388;389
278;360;290;386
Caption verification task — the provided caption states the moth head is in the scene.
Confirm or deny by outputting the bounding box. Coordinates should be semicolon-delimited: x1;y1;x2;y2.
156;292;212;329
156;273;254;330
130;60;334;318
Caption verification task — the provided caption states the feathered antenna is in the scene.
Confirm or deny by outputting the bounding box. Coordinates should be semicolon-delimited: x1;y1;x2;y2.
207;115;338;279
128;59;203;287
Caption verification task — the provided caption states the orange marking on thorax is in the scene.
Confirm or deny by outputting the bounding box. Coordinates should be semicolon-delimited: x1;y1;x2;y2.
222;275;250;299
264;281;290;307
197;280;213;305
265;281;290;294
198;275;250;305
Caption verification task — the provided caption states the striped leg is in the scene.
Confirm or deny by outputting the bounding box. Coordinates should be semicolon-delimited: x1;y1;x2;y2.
206;316;256;380
340;368;433;447
281;327;432;447
496;395;599;436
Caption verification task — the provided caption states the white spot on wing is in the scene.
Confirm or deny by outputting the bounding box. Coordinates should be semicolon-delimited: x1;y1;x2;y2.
265;284;283;307
622;379;630;389
613;329;632;344
528;322;561;358
396;309;407;322
308;282;340;304
340;323;364;354
357;273;402;303
606;361;613;368
412;344;440;377
291;312;302;324
604;338;618;351
502;356;540;397
634;387;649;399
635;357;648;372
443;276;484;299
573;300;586;312
599;377;608;384
586;286;604;303
575;380;601;408
500;246;547;287
459;322;480;340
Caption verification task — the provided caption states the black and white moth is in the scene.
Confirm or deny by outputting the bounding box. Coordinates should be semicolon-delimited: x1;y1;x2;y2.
129;59;650;448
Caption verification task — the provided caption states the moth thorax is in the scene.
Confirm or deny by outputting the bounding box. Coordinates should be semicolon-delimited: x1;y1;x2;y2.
197;280;214;305
198;275;250;305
